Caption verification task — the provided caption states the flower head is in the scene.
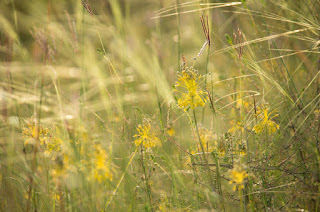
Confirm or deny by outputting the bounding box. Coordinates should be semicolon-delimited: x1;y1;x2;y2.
174;67;207;110
253;106;279;135
232;140;247;156
191;126;217;154
228;121;245;134
91;144;113;183
229;164;248;191
51;154;70;180
165;124;175;137
134;123;159;148
45;127;63;157
22;122;49;146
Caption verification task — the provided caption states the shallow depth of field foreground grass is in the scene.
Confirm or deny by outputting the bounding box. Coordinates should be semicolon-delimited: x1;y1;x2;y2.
1;0;320;211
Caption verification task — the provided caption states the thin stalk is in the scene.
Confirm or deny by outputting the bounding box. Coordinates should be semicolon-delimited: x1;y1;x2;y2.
80;2;87;103
239;188;244;212
208;90;225;210
26;16;47;209
245;129;254;209
169;165;179;208
190;155;200;208
156;89;166;141
262;129;269;209
141;146;153;211
105;147;138;209
175;0;181;72
212;152;225;211
26;78;44;212
59;185;65;212
201;33;211;123
261;17;304;108
193;109;215;192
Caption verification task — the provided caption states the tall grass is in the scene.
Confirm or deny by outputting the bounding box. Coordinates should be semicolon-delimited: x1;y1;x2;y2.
0;0;320;211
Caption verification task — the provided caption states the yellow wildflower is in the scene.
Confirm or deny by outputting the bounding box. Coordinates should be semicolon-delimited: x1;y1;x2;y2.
239;149;246;156
218;148;225;158
91;144;113;183
134;123;159;148
228;121;245;134
22;122;49;146
229;164;248;191
253;106;279;135
158;194;172;211
236;99;251;111
51;154;70;180
232;140;247;156
45;136;62;156
165;125;175;137
232;150;246;156
174;67;207;110
191;126;217;154
198;127;216;152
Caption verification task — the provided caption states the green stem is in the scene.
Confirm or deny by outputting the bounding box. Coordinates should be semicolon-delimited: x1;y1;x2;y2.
212;152;225;211
176;0;181;72
141;146;152;211
262;129;268;209
193;109;215;193
239;188;244;212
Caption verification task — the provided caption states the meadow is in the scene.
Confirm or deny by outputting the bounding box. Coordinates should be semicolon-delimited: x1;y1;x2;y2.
0;0;320;211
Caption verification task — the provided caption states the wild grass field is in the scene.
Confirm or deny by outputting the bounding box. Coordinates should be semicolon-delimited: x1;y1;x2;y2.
0;0;320;211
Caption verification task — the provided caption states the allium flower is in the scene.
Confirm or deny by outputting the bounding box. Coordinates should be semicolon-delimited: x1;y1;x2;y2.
229;164;248;191
253;106;279;135
134;123;159;148
174;67;207;111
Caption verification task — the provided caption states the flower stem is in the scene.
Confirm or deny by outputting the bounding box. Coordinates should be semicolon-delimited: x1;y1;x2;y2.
193;109;215;193
239;188;243;212
141;146;152;211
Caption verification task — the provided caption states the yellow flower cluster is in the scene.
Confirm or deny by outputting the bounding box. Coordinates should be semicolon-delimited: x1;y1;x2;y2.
51;154;72;180
190;126;226;158
22;122;49;146
134;123;159;148
91;144;113;182
22;122;114;184
174;67;207;111
229;165;248;191
45;132;63;156
22;123;64;157
191;126;217;154
232;140;247;156
228;121;245;134
253;106;279;135
236;99;251;111
165;124;175;137
218;148;226;157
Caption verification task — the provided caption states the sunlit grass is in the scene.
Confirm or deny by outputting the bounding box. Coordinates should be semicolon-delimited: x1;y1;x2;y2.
0;0;320;211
